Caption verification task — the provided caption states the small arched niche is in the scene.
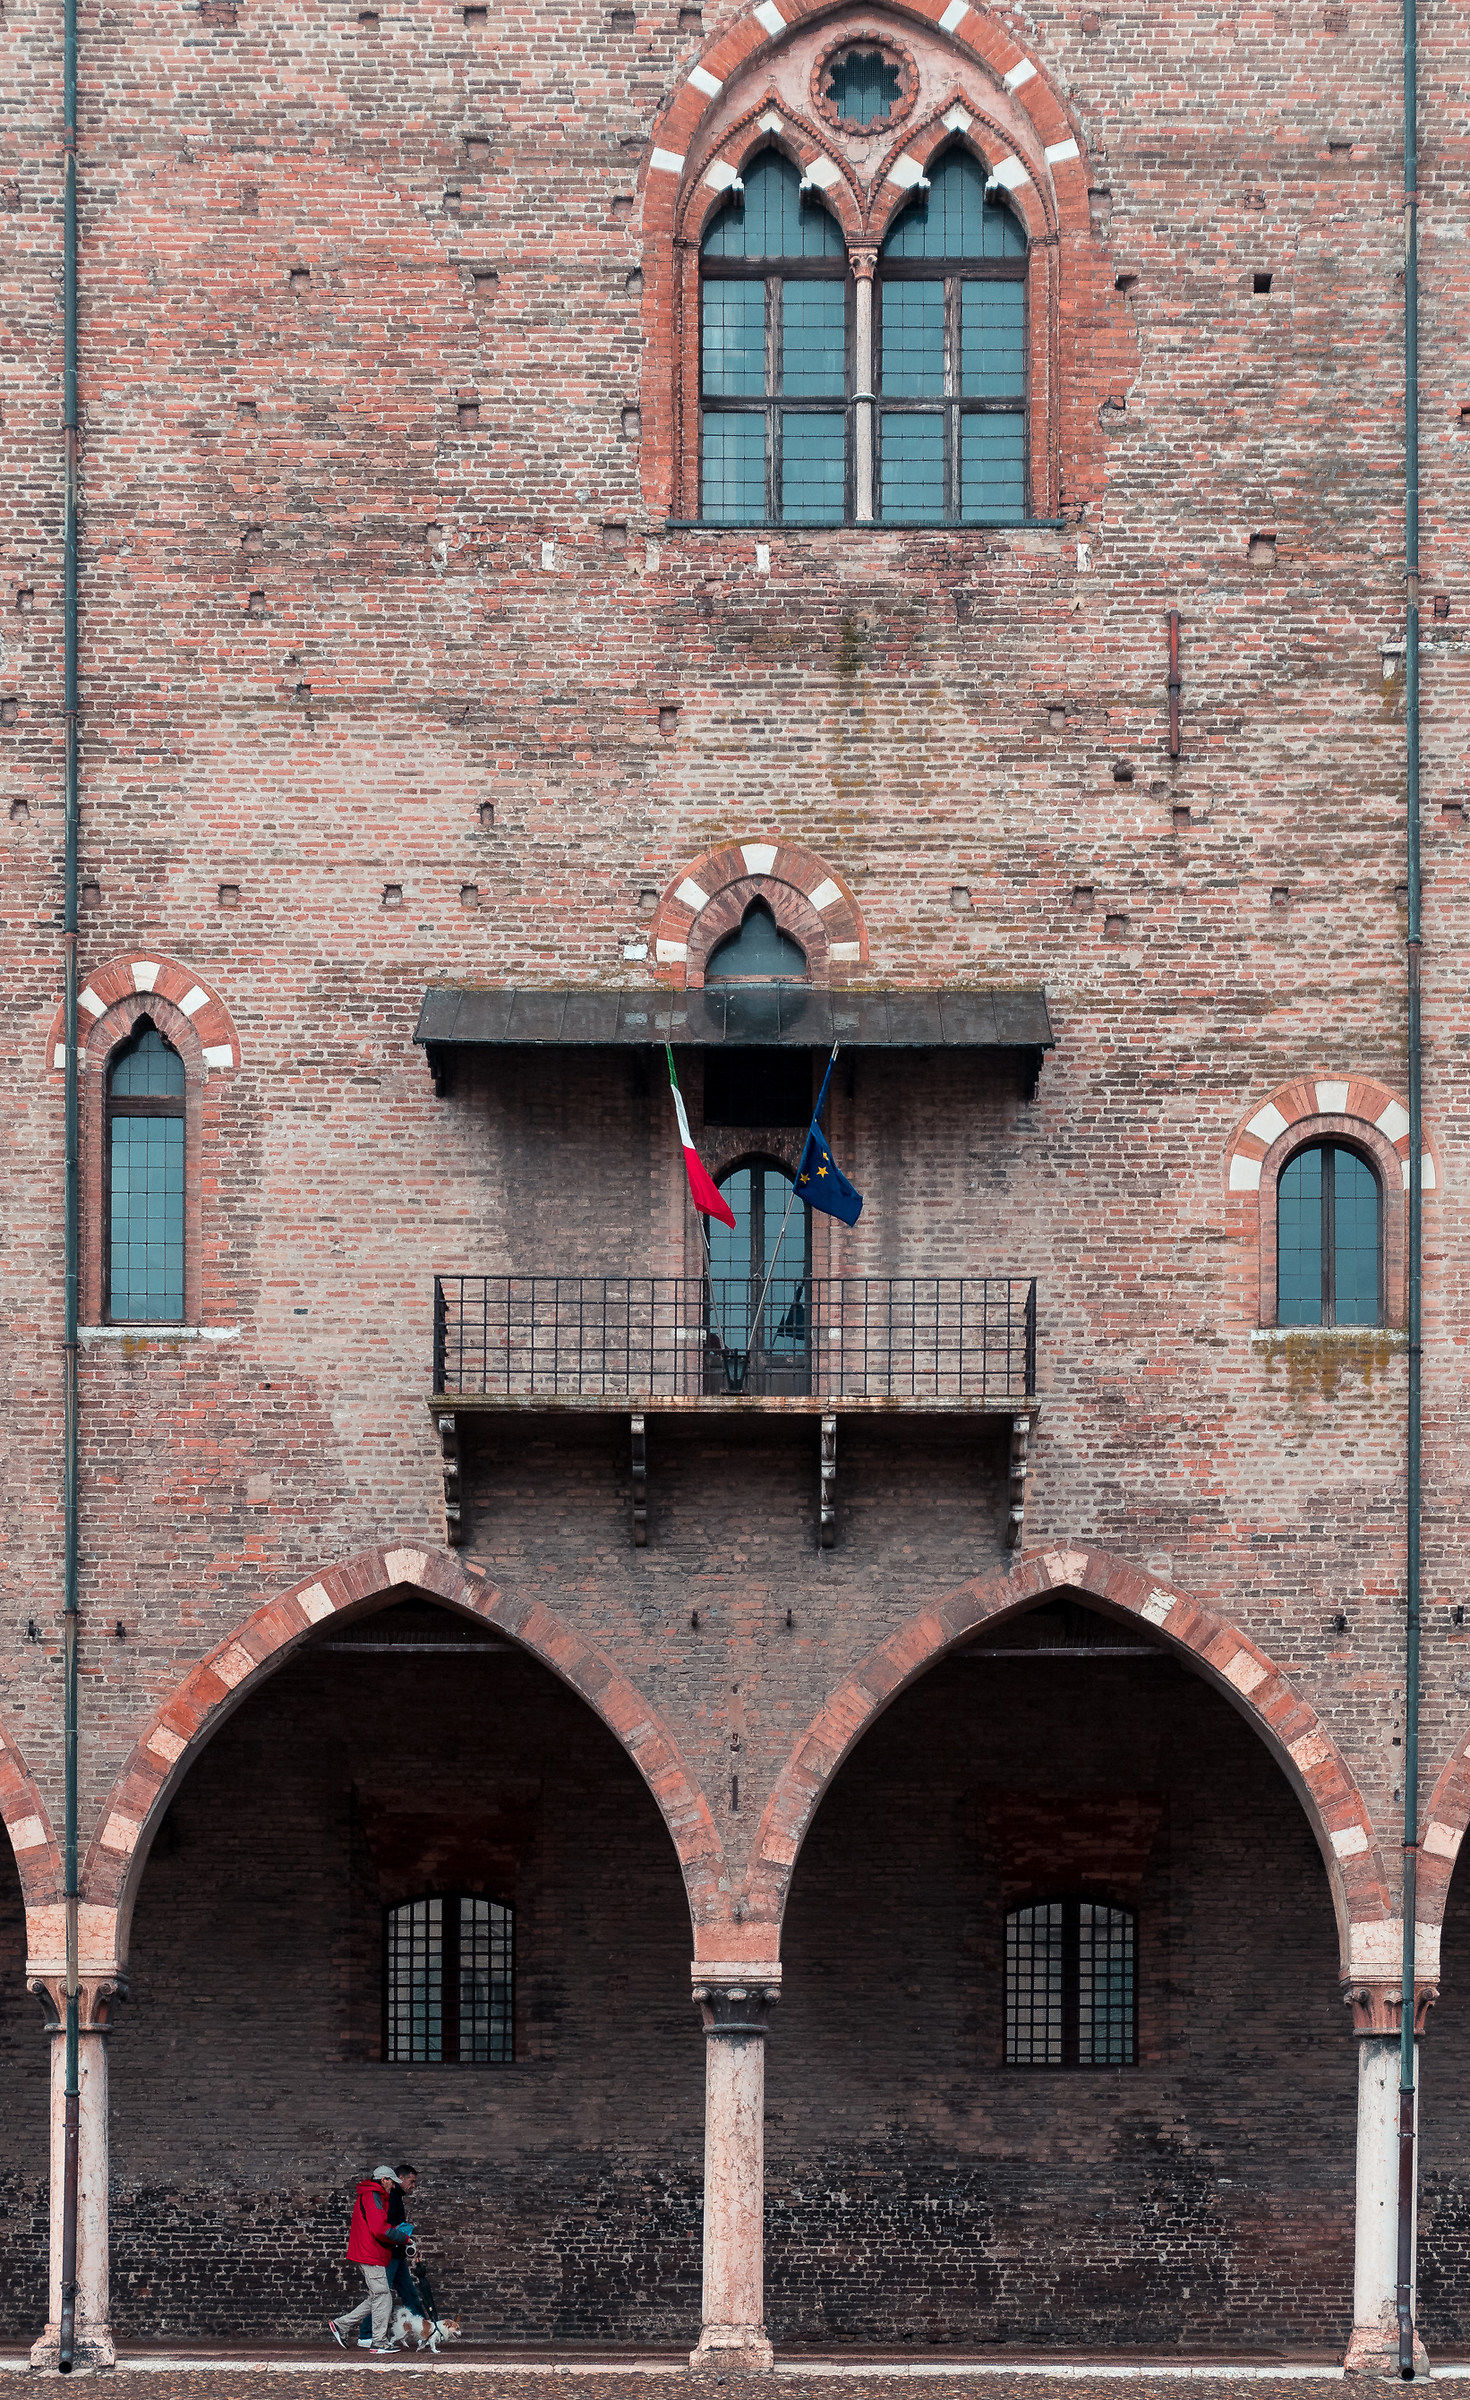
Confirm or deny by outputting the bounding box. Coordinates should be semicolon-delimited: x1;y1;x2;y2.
705;899;809;983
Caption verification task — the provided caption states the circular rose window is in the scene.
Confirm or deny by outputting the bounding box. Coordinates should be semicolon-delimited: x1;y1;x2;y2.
812;36;917;133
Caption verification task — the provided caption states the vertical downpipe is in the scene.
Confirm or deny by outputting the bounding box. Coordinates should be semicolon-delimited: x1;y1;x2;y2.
1396;0;1422;2359
58;0;81;2355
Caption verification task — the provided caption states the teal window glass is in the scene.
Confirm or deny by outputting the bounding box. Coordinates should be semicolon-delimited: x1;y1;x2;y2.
106;1022;186;1323
823;47;903;127
882;149;1027;261
781;412;846;521
878;412;944;521
781;282;846;397
876;148;1027;524
702;281;765;397
1277;1143;1381;1327
702;150;844;260
960;415;1025;522
960;281;1025;397
702;414;767;522
879;280;944;396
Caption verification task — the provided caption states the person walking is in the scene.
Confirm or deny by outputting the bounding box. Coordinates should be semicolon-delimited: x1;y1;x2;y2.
327;2164;405;2353
355;2163;420;2347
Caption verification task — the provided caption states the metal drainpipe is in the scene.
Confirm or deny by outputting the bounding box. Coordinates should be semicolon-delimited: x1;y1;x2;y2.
1396;0;1422;2358
57;0;82;2354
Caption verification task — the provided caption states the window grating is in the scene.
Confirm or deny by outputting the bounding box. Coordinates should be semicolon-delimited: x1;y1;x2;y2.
1006;1898;1136;2068
385;1893;513;2064
106;1021;186;1323
824;47;903;126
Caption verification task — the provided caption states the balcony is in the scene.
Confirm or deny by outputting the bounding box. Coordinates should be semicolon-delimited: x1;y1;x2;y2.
429;1275;1038;1549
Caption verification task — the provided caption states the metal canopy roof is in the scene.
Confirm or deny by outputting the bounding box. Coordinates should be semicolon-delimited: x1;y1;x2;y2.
414;984;1054;1053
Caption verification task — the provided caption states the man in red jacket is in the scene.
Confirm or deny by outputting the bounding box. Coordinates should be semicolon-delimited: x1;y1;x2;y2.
327;2165;406;2353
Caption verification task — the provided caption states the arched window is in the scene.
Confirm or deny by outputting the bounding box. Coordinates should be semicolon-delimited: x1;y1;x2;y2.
877;149;1027;524
384;1894;514;2064
105;1020;187;1323
700;150;849;526
1005;1898;1136;2067
705;899;809;982
707;1159;812;1394
1276;1142;1382;1327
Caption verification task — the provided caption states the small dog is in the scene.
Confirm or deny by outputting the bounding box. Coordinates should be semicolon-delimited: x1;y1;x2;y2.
388;2304;461;2354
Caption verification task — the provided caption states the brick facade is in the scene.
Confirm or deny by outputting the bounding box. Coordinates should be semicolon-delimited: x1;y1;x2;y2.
1;0;1466;2355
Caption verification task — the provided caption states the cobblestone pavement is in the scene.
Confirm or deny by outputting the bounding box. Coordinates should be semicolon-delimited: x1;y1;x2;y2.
13;2367;1384;2399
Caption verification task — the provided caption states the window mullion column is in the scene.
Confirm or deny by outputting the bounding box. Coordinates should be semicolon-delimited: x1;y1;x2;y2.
850;247;877;522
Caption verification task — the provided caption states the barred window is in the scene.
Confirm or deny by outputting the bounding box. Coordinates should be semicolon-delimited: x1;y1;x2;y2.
384;1894;514;2065
1276;1143;1381;1327
877;149;1027;524
700;150;850;526
1005;1898;1136;2068
105;1020;186;1323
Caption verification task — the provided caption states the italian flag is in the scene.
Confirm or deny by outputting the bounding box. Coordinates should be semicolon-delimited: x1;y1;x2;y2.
666;1048;736;1228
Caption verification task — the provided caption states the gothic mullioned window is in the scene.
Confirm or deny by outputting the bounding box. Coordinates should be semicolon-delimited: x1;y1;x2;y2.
700;151;850;525
877;149;1027;524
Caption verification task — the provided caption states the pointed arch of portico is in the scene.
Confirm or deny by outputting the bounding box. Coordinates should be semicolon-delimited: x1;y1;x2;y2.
77;1543;726;1972
0;1714;60;1909
1415;1742;1470;1936
741;1544;1392;1981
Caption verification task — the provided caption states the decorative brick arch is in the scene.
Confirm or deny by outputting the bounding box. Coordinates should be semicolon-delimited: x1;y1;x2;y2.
637;0;1134;521
1224;1074;1441;1331
82;1544;726;1970
0;1715;60;1911
45;956;242;1327
651;838;867;984
1416;1744;1470;1937
741;1544;1392;1984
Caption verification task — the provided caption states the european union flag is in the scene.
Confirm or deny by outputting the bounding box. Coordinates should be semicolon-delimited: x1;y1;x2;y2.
794;1046;864;1225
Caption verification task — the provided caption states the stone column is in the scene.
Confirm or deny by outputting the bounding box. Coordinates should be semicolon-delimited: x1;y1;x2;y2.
849;248;878;523
29;1977;121;2371
691;1969;780;2371
1343;1982;1431;2377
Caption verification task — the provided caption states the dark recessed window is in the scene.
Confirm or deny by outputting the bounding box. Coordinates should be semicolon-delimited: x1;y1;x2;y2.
1006;1898;1136;2067
878;150;1028;525
105;1020;186;1323
708;1158;812;1395
700;150;850;526
705;899;808;982
704;1048;813;1127
1277;1142;1381;1326
384;1894;513;2064
824;46;903;125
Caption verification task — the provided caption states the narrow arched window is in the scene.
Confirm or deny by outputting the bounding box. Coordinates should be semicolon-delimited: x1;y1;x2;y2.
705;899;809;982
384;1894;514;2064
706;1159;812;1395
1277;1142;1382;1327
700;150;849;526
105;1020;186;1323
877;149;1027;524
1005;1898;1136;2067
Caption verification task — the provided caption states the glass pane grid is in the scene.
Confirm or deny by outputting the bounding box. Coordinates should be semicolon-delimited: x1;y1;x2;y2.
1333;1148;1380;1325
882;151;1026;260
960;283;1024;397
960;413;1025;523
459;1897;514;2065
879;411;944;522
703;151;843;259
781;282;846;397
780;410;846;523
1006;1901;1063;2065
702;414;766;523
1078;1902;1136;2066
880;280;944;396
703;280;765;397
110;1025;186;1097
387;1896;443;2064
109;1115;185;1321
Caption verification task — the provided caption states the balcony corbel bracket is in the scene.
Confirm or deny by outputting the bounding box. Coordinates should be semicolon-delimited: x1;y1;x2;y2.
439;1409;465;1547
819;1413;837;1549
1006;1411;1031;1550
631;1413;648;1548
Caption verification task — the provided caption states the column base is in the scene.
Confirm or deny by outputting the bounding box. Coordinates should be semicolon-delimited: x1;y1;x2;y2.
690;2323;775;2372
1344;2313;1431;2379
30;2321;117;2371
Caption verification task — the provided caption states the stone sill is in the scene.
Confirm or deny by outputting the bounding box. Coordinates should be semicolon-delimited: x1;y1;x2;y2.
79;1323;241;1345
1250;1327;1407;1349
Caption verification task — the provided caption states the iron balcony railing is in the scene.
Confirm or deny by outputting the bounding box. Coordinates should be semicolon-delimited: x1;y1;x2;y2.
433;1276;1037;1404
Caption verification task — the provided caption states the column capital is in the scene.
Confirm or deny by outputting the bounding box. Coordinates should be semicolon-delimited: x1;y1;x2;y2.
28;1973;127;2034
848;244;879;281
1343;1978;1438;2036
693;1975;780;2037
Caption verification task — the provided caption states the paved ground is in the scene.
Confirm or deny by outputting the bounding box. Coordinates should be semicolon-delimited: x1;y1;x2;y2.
4;2365;1412;2397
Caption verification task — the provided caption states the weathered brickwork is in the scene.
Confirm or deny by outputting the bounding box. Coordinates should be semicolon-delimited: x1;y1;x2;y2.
1;0;1468;2351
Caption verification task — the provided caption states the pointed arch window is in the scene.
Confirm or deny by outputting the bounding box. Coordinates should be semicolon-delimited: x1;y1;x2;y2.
105;1020;187;1322
705;899;809;982
877;149;1028;523
700;150;850;525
